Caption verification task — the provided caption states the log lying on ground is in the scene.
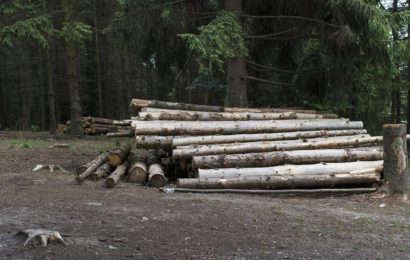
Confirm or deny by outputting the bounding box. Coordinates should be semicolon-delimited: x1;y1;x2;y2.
136;136;175;149
132;119;363;136
106;131;134;138
178;169;381;189
162;187;377;195
173;135;379;159
146;150;166;187
172;129;368;147
197;160;383;179
89;163;112;181
77;156;101;175
192;147;383;169
76;153;108;183
128;154;147;184
138;111;334;121
107;143;132;166
83;117;131;126
106;161;129;188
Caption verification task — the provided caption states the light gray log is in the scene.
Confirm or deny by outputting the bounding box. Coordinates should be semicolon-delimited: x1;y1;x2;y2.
106;161;129;188
132;119;363;136
135;136;175;149
172;129;368;147
178;170;381;189
161;187;377;194
173;135;379;159
76;153;108;183
192;147;383;169
197;161;383;179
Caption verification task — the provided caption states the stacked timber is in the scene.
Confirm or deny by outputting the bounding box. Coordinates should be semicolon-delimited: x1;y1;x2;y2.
76;143;166;188
130;98;388;192
57;117;133;136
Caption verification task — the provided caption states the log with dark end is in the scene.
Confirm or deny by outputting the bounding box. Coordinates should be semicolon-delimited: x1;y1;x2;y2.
383;124;410;193
89;163;112;181
76;153;108;183
107;143;132;166
128;154;148;184
106;161;129;188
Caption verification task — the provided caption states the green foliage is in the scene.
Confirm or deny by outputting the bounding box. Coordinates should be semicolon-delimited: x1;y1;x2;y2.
179;11;247;72
30;125;40;133
59;21;92;45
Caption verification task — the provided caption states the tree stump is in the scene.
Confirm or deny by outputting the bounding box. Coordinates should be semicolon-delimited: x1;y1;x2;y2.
383;124;410;193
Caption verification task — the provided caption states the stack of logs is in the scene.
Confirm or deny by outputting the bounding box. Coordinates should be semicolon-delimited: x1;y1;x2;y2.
76;143;166;188
130;98;386;191
58;117;133;136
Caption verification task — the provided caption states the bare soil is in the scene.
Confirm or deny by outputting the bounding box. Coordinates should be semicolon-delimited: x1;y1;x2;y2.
1;132;410;259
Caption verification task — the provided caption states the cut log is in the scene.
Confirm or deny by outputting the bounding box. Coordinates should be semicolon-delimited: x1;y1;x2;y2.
192;147;383;169
131;98;224;112
107;143;132;166
106;161;129;188
138;111;333;121
173;135;380;159
197;160;383;179
135;136;175;149
90;127;109;135
177;170;381;189
128;154;147;184
132;119;363;136
139;106;322;114
107;131;134;138
383;124;410;193
162;187;377;194
146;149;166;187
172;129;368;147
89;163;112;180
76;153;108;183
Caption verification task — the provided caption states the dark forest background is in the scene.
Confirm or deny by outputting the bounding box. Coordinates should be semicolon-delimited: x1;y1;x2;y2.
1;0;409;134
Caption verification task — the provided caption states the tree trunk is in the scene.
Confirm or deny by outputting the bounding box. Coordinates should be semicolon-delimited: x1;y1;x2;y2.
107;143;132;166
172;135;379;159
225;0;247;107
172;129;367;147
407;0;410;133
76;153;108;183
38;49;46;131
138;111;334;121
192;147;383;169
93;0;103;118
391;0;400;123
128;154;147;184
106;161;129;188
62;0;82;136
178;170;381;189
383;124;410;193
132;119;363;136
197;160;383;179
89;163;111;180
44;36;56;133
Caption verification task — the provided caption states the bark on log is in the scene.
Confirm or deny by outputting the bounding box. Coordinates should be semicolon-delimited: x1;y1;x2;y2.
162;187;377;194
146;150;166;187
383;124;410;193
76;153;108;183
128;154;147;184
138;111;333;121
173;135;380;159
172;129;368;147
107;131;134;138
106;161;129;188
107;143;132;166
77;155;102;175
131;98;224;112
89;163;112;181
197;161;383;179
132;119;363;136
192;147;383;169
90;127;109;135
136;136;175;149
178;170;381;189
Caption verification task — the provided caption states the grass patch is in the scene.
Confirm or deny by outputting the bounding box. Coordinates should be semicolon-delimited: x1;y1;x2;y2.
7;139;48;149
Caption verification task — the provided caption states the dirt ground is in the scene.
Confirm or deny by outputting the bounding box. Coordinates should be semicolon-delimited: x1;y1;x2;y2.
1;132;410;259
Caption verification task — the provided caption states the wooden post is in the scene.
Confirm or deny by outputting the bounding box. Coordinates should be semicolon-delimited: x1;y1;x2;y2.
383;124;410;193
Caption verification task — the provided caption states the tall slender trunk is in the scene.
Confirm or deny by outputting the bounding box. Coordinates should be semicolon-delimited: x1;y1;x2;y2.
391;0;399;123
225;0;248;107
0;64;5;129
408;0;410;133
62;0;82;135
38;49;46;130
20;52;30;130
45;46;56;133
93;0;103;117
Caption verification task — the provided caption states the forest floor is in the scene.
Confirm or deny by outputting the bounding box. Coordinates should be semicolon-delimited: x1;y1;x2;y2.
1;132;410;259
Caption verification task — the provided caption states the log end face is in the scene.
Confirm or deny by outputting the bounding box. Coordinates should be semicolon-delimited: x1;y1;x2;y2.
107;155;122;167
149;175;166;188
106;178;116;188
128;169;147;184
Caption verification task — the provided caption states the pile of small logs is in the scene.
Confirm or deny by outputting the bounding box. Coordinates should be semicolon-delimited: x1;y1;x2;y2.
130;98;389;192
76;143;166;188
57;117;133;136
